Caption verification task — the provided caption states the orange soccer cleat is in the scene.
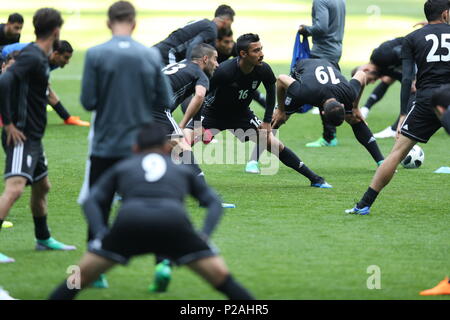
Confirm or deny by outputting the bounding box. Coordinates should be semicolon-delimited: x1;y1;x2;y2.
64;116;90;127
420;277;450;296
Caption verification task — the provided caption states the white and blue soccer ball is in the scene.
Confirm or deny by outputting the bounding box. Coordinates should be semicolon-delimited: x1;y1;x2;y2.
401;145;425;169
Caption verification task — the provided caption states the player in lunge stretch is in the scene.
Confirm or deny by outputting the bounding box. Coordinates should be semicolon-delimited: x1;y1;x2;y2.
345;0;450;216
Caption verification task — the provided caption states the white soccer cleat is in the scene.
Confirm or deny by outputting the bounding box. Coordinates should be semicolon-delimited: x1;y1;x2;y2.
360;106;370;119
0;287;17;300
373;126;396;139
245;160;260;174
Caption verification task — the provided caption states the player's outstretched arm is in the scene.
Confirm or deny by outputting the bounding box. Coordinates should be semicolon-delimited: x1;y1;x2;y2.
179;85;206;129
351;71;367;110
189;172;223;238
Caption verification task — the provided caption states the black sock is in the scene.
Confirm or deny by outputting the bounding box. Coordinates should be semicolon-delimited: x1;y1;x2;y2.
364;81;390;109
351;122;384;163
278;147;321;183
33;216;51;240
48;281;80;300
0;219;3;231
357;187;379;208
52;101;71;121
215;274;254;300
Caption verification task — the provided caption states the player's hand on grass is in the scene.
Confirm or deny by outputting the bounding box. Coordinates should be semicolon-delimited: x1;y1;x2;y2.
5;124;26;146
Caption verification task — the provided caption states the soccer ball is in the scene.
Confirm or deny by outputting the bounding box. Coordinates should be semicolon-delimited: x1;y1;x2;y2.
401;145;425;169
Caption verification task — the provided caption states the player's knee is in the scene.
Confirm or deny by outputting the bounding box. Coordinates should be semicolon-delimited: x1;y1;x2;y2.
345;115;359;125
35;179;51;195
5;185;25;203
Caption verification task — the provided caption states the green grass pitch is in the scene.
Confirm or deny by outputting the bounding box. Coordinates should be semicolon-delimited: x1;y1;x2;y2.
0;0;449;300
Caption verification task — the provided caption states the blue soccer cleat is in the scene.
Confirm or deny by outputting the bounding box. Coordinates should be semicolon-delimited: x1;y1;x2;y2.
311;179;333;189
345;206;371;215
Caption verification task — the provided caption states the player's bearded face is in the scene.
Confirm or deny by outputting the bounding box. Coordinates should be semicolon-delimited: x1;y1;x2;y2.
205;53;219;77
246;42;264;66
6;23;23;37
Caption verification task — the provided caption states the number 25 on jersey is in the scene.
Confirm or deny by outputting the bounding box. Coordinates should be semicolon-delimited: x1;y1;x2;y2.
426;34;450;62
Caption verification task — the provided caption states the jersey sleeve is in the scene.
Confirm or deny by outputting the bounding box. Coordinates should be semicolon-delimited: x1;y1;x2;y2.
400;35;415;115
400;35;414;61
262;64;277;122
195;68;210;91
82;165;119;238
305;0;330;37
80;49;99;111
187;168;223;237
185;22;217;60
208;63;230;92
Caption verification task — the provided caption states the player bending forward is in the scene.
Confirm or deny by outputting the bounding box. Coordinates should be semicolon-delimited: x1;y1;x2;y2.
272;58;384;168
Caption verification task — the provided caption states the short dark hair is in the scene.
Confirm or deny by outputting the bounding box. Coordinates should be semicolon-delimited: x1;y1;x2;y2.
5;50;20;63
218;28;233;40
53;40;73;53
323;100;345;126
424;0;450;21
136;123;168;149
236;33;260;56
33;8;63;38
191;43;216;60
108;1;136;23
214;5;235;20
8;13;24;24
432;85;450;110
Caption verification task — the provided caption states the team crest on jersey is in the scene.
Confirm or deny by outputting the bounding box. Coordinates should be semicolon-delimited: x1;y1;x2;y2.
285;97;292;106
252;81;258;89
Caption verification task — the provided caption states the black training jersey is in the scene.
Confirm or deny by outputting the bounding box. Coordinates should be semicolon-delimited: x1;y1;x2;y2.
84;152;222;237
402;23;450;90
370;37;404;80
161;60;210;111
204;57;276;117
98;154;211;203
289;59;358;110
0;23;20;47
1;43;49;140
155;19;217;62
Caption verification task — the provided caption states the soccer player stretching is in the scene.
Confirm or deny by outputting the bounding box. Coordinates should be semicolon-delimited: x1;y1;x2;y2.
346;0;450;215
49;125;254;300
192;33;331;188
0;8;75;264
